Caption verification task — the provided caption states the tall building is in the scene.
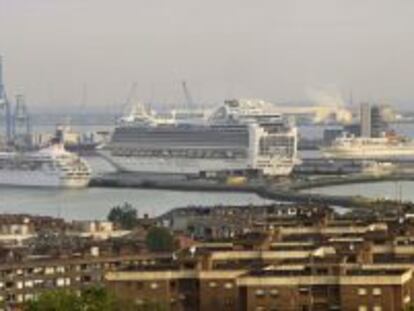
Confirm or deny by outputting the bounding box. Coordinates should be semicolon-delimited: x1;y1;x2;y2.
371;105;389;138
360;102;371;137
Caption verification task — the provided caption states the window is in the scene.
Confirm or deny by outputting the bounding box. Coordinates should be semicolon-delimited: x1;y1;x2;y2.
24;294;34;301
358;306;367;311
45;267;55;275
270;289;279;297
56;278;65;287
372;288;382;296
373;306;382;311
358;288;367;296
150;282;159;290
224;282;233;289
135;299;144;305
224;298;233;306
255;289;265;297
56;266;65;273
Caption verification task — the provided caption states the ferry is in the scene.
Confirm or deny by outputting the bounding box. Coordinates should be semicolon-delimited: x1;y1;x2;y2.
323;133;414;159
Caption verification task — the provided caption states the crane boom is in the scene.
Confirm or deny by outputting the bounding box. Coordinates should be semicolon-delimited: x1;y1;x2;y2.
121;82;138;113
181;80;194;109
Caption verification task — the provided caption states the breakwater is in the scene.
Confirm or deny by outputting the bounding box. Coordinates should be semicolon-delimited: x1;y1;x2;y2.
90;172;414;209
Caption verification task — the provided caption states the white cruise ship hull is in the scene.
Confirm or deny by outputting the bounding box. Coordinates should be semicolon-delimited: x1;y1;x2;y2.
101;152;294;177
0;144;91;189
105;155;248;174
323;146;414;159
0;169;90;188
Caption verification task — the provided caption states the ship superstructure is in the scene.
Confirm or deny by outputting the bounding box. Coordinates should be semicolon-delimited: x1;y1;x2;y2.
323;134;414;159
0;143;91;188
105;99;298;176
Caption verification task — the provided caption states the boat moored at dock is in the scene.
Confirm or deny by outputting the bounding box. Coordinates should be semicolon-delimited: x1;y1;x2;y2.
103;99;299;177
0;143;91;188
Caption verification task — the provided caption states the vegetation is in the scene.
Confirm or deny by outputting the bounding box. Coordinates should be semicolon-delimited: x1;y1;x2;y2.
107;202;138;230
24;287;117;311
145;226;175;252
24;287;167;311
24;289;81;311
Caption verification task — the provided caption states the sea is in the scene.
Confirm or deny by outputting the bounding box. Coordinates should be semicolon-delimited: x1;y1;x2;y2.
1;121;414;220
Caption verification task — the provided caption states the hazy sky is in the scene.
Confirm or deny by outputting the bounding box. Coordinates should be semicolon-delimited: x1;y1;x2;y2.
1;0;414;112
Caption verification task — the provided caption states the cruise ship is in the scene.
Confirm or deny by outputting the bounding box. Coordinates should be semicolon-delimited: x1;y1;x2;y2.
103;99;298;177
0;143;91;188
323;134;414;159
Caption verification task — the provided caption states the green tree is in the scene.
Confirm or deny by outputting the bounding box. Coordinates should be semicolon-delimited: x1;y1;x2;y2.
24;287;128;311
24;289;82;311
145;226;175;252
24;287;168;311
79;287;118;311
107;202;138;230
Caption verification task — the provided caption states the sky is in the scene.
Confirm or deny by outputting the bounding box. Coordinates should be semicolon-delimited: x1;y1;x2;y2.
1;0;414;113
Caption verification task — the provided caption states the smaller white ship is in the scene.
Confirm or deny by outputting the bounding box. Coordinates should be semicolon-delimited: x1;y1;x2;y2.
323;133;414;159
0;143;91;188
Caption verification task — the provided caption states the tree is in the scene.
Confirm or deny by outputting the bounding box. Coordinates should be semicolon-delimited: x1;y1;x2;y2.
24;287;127;311
107;202;138;230
24;289;82;311
79;287;118;311
145;226;175;252
24;287;168;311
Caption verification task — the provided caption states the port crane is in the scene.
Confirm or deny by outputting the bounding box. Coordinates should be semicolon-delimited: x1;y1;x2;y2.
13;94;31;149
120;82;138;115
181;80;194;109
0;56;12;144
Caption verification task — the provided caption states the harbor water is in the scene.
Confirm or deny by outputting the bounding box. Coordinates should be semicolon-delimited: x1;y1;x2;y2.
0;187;274;221
0;122;413;220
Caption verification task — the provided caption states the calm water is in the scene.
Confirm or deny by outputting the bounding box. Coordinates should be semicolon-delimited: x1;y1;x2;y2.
0;187;274;220
305;181;414;202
